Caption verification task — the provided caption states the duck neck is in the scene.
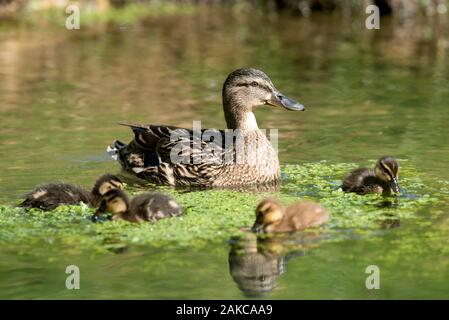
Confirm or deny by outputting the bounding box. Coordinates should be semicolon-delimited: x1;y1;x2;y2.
223;97;258;131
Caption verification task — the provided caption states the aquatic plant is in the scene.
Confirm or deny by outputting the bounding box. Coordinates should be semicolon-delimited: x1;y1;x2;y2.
0;161;446;254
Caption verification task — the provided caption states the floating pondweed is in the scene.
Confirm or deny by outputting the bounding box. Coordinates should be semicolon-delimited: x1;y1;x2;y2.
0;162;447;254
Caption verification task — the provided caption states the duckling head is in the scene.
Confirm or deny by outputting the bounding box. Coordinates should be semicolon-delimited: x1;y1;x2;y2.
374;156;400;193
222;68;304;129
252;198;285;233
95;188;130;218
92;174;123;197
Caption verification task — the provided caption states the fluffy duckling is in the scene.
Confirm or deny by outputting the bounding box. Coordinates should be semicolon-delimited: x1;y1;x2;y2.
94;189;183;223
342;156;400;195
19;174;123;211
251;198;329;233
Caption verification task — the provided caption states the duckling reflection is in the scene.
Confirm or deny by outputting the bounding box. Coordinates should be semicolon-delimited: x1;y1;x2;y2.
229;226;330;297
228;233;286;297
375;198;400;208
377;213;401;229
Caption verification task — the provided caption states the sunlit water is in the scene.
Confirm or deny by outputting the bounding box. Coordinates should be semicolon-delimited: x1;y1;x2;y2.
1;8;449;299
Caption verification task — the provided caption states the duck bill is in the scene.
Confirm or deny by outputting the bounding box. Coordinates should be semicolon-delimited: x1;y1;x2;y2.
251;222;263;233
92;201;109;222
266;90;305;111
390;178;400;193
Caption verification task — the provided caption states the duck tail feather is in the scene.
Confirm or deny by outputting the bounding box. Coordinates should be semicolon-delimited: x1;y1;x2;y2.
118;122;149;130
106;140;127;161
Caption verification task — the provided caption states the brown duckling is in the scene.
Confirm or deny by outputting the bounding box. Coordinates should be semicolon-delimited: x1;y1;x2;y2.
19;173;123;211
342;156;400;195
251;198;329;233
94;189;183;223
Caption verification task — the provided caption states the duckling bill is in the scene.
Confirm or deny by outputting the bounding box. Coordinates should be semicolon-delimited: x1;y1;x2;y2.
94;189;183;223
252;198;329;233
18;174;123;211
342;156;400;195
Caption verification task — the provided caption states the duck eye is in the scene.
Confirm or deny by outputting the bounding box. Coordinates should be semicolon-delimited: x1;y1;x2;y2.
250;81;258;87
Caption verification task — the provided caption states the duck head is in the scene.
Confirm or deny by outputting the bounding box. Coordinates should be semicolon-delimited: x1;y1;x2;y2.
222;68;304;129
251;198;285;233
94;188;130;220
91;174;123;197
374;156;400;194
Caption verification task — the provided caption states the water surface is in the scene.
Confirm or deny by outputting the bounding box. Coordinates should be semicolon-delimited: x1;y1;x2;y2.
0;8;448;299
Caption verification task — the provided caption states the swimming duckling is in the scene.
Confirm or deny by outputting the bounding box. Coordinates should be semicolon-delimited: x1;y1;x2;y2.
89;174;124;205
19;174;123;211
251;198;329;233
94;189;183;223
342;156;400;195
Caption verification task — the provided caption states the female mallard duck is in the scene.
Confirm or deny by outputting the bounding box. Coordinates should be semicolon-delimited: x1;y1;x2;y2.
107;68;304;187
251;198;329;233
94;188;183;223
342;156;400;195
19;174;123;211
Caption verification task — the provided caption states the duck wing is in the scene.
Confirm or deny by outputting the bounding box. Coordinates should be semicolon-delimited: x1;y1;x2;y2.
118;123;180;151
114;123;233;186
119;122;231;163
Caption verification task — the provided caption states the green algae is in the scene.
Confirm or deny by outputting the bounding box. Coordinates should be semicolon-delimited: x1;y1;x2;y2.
0;162;447;254
282;160;443;229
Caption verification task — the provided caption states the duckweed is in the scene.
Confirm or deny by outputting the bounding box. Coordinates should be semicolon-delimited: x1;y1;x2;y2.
0;162;446;254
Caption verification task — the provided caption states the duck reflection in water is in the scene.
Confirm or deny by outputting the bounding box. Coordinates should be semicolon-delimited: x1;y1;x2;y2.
228;231;327;297
375;199;401;229
228;233;286;297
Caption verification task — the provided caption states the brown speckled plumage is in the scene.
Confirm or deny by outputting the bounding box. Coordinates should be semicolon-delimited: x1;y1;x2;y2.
108;68;304;187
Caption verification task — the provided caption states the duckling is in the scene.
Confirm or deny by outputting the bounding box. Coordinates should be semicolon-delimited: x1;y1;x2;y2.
251;198;329;233
342;156;400;195
89;174;124;205
18;174;123;211
94;189;183;223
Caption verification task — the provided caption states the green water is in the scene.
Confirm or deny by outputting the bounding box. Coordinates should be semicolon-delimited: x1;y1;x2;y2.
1;8;449;299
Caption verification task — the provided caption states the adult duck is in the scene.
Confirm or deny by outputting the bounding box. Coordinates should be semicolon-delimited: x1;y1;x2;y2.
108;68;304;187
